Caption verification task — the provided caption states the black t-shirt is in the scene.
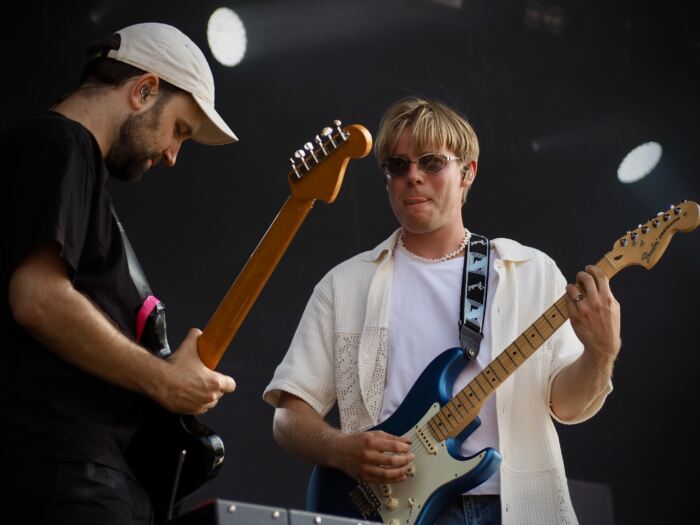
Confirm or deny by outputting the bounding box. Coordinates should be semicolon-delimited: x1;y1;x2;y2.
0;111;148;473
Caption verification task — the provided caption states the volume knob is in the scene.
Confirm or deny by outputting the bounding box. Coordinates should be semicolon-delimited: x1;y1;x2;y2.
385;496;399;511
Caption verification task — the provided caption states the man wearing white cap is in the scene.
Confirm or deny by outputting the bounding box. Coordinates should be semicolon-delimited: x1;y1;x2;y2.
0;23;237;524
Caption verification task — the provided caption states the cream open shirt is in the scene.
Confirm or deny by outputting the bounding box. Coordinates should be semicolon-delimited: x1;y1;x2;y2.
264;230;613;524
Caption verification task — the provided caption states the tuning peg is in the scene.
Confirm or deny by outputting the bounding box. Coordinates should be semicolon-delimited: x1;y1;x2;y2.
652;219;660;228
663;213;670;221
289;158;301;179
333;119;347;141
304;142;319;163
294;149;310;171
321;126;338;148
620;238;628;247
641;225;649;234
315;135;328;155
674;206;682;215
631;231;639;241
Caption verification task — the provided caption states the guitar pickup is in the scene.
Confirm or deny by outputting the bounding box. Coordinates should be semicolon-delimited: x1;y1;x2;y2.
416;427;437;455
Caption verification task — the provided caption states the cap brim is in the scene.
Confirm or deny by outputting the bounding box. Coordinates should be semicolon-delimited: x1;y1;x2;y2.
191;93;238;145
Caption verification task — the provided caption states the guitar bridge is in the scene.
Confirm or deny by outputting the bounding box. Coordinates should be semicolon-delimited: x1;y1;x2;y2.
348;482;380;519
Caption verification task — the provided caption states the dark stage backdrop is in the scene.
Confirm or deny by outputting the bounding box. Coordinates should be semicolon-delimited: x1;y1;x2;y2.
2;1;699;523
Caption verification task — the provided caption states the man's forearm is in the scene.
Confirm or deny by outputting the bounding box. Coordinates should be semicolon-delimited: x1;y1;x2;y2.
9;245;166;400
273;395;344;468
550;350;614;421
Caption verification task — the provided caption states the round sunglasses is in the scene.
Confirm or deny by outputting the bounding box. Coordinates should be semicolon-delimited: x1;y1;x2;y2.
382;153;461;178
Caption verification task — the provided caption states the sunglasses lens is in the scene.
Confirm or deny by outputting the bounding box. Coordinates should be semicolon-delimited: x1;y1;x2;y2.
417;154;446;173
384;157;409;177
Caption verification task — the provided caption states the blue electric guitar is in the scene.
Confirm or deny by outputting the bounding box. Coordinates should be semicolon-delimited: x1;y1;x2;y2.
307;200;700;525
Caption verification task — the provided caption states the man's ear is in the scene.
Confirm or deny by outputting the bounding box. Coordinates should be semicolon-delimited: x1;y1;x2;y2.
129;73;160;110
462;160;478;184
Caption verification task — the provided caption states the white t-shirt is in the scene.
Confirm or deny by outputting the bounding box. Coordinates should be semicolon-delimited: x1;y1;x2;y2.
380;244;500;494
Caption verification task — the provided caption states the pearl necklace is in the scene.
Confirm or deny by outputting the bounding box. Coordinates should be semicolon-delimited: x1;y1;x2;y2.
397;229;471;263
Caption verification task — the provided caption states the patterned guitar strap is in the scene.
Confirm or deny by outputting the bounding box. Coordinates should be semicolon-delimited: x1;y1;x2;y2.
112;206;172;358
459;232;490;360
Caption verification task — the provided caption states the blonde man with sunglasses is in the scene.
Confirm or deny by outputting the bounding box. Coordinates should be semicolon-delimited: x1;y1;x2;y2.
264;97;621;524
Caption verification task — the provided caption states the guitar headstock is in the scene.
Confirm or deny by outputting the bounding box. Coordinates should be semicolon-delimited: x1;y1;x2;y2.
605;200;700;271
287;120;372;203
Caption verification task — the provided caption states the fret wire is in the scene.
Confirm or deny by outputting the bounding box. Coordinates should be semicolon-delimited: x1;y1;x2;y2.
520;332;537;357
532;322;547;340
515;336;534;357
443;405;458;427
534;317;553;337
466;386;482;403
428;418;441;438
451;397;469;418
504;346;519;366
474;374;492;395
543;306;560;329
485;365;502;384
436;410;453;431
457;390;476;410
553;298;569;319
451;400;470;422
513;338;530;357
526;327;543;346
494;356;511;376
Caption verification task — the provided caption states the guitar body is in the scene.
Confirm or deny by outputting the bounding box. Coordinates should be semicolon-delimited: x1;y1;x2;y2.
307;347;502;525
128;406;224;523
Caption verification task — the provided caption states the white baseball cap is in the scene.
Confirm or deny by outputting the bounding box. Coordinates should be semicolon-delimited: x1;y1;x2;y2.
107;22;237;145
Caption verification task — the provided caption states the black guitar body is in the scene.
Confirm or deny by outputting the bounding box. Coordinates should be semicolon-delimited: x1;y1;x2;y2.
127;302;224;523
128;406;224;523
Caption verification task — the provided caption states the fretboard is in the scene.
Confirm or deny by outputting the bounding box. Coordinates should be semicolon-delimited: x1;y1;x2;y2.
427;255;618;441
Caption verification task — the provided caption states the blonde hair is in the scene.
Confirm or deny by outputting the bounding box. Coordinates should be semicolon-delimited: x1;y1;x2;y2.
374;97;480;174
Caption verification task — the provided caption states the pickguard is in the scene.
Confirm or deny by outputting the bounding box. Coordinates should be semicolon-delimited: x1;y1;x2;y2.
372;403;489;524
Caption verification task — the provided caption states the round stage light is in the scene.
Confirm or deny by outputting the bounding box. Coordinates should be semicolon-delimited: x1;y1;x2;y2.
207;7;247;67
617;141;662;183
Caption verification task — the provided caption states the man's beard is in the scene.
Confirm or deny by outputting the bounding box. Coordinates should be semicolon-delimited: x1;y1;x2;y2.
105;106;162;183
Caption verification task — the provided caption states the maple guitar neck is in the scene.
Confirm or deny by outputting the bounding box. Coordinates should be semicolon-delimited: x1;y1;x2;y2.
197;122;373;370
198;196;313;369
428;202;699;442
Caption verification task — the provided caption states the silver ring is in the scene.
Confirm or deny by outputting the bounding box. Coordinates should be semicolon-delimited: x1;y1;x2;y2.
574;294;584;303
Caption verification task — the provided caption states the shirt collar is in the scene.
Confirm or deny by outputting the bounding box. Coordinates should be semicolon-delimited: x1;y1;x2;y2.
361;229;401;262
360;231;536;264
490;237;536;262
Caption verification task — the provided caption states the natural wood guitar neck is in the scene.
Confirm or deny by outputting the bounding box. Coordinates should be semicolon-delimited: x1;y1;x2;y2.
198;195;314;369
430;255;620;441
